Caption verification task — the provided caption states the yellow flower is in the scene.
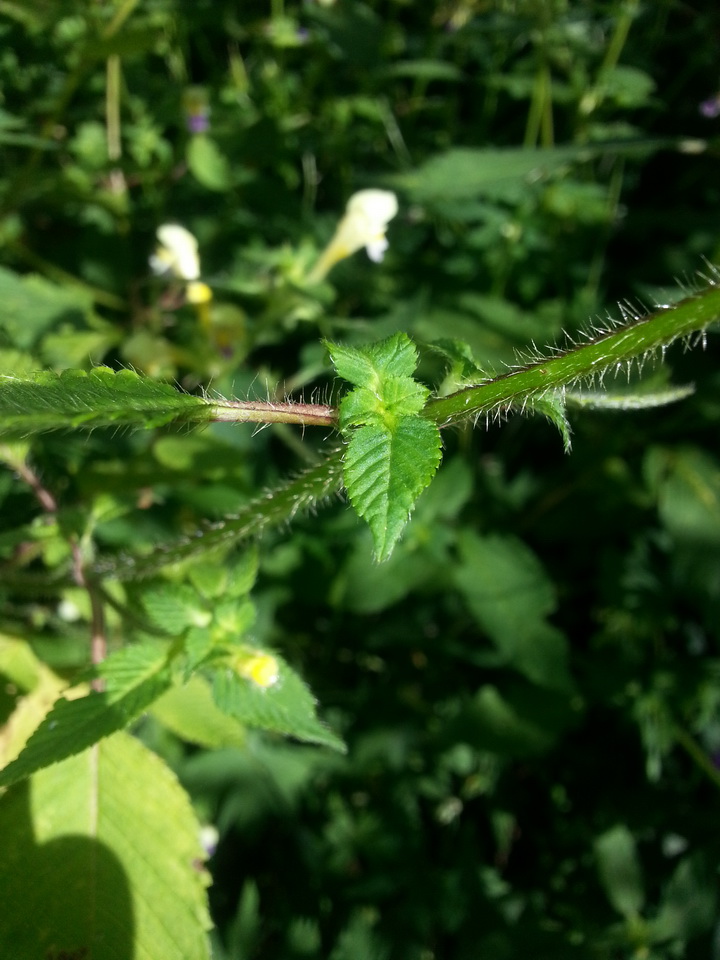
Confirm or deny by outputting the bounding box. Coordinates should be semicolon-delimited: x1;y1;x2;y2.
151;223;212;306
232;650;281;689
308;189;398;282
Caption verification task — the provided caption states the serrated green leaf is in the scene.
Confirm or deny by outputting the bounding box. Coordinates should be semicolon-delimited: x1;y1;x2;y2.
343;417;442;562
0;732;211;959
425;337;489;381
339;386;385;429
0;641;172;788
326;332;418;388
453;531;573;691
339;377;429;430
0;366;211;437
184;625;216;675
188;550;258;600
141;583;212;634
380;376;429;419
211;655;345;752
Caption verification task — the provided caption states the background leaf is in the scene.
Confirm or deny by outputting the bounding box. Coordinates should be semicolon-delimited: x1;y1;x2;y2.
0;642;172;788
0;733;211;960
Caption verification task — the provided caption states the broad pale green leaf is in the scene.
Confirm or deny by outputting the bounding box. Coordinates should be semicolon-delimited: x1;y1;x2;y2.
211;654;345;752
653;854;717;943
595;825;645;918
601;64;656;108
388;146;581;203
453;531;573;691
151;675;247;749
0;641;172;788
0;265;95;349
445;685;564;757
645;447;720;543
187;134;232;191
388;141;666;205
343;418;442;562
0;732;211;960
0;366;211;437
0;636;66;770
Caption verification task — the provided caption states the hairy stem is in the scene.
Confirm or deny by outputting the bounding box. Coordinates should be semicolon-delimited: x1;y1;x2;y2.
211;398;338;428
94;447;345;581
423;283;720;425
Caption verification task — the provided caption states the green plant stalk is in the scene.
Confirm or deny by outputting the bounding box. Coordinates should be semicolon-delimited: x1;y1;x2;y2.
103;0;143;39
578;0;639;124
423;284;720;425
211;399;337;428
673;724;720;794
601;0;639;78
106;54;122;163
94;448;345;581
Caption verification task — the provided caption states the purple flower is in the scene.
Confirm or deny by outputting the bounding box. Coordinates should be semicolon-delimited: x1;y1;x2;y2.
699;95;720;119
186;111;210;134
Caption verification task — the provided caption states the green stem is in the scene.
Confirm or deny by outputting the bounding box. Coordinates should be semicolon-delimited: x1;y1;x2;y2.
673;725;720;794
103;0;142;39
423;284;720;425
94;448;345;581
106;54;122;163
211;398;337;428
578;0;639;125
601;0;639;77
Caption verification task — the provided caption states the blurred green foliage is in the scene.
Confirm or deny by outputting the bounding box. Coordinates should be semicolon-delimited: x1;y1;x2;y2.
1;0;720;958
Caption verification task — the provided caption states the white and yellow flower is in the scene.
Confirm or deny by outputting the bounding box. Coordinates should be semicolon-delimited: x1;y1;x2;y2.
308;189;398;283
150;223;212;306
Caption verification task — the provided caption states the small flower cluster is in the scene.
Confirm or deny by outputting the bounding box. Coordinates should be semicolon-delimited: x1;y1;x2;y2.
150;189;399;311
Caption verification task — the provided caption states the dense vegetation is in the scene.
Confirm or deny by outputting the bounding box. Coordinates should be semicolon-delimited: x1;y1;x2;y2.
1;1;720;958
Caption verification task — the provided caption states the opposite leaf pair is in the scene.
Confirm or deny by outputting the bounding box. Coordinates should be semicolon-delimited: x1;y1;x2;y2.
326;332;442;562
